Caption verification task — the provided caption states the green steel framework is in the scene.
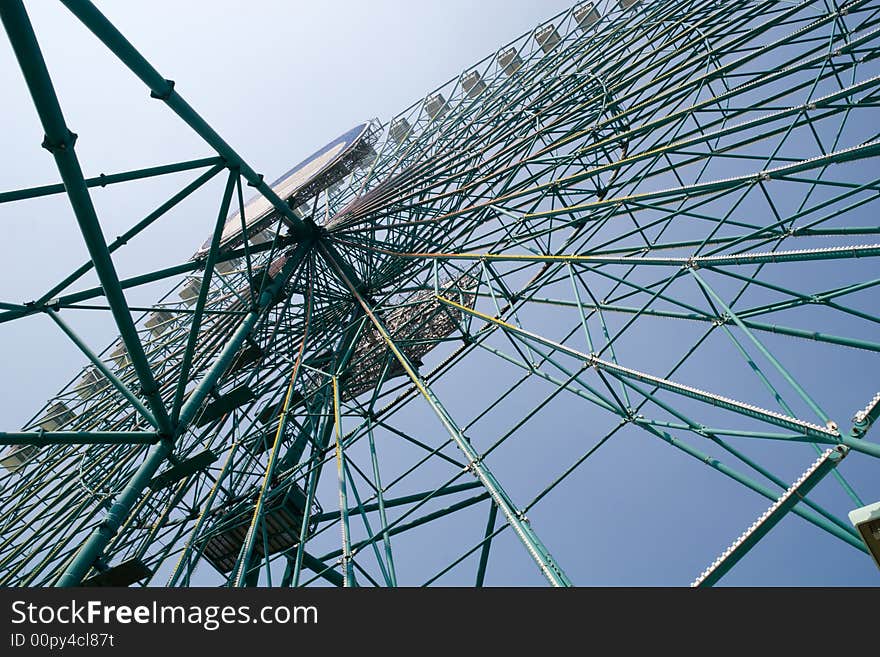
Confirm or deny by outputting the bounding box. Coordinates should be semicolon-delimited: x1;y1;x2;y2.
0;0;877;586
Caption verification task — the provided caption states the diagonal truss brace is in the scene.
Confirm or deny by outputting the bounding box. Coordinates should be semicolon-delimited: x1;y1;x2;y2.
0;0;172;436
438;295;880;458
691;446;848;587
54;240;314;586
59;0;312;241
319;241;573;587
0;431;158;446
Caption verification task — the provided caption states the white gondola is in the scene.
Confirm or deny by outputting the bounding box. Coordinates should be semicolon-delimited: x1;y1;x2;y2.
389;117;412;144
249;229;274;246
574;2;601;30
178;277;201;306
461;70;487;98
38;401;76;431
109;341;130;370
144;310;174;337
424;93;448;120
74;367;105;400
535;24;561;54
0;444;38;474
498;47;522;76
214;257;240;275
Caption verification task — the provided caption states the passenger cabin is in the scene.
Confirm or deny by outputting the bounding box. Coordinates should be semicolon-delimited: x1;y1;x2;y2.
461;70;487;98
215;257;240;275
535;24;561;53
389;117;412;144
498;47;523;76
197;484;313;574
424;93;448;120
354;143;377;170
249;229;274;246
0;444;38;474
5;402;78;471
109;341;129;370
74;367;106;400
144;310;173;337
39;401;76;431
178;277;201;306
574;2;600;30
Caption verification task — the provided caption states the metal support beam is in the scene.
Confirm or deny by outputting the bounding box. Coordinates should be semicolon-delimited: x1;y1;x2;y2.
0;237;294;326
320;492;492;563
171;171;237;424
1;0;172;436
440;295;880;458
298;552;345;588
310;481;483;523
636;422;866;552
332;377;355;587
0;156;222;204
59;0;312;240
0;431;158;446
318;240;573;587
40;163;225;304
476;503;498;587
692;446;847;587
373;244;880;268
55;240;313;586
851;393;880;439
46;309;158;429
234;275;314;587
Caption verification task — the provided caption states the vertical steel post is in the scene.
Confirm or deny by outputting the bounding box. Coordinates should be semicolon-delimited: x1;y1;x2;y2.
233;275;314;587
0;0;172;435
319;241;573;587
59;0;312;240
171;171;237;424
55;241;313;586
332;377;355;587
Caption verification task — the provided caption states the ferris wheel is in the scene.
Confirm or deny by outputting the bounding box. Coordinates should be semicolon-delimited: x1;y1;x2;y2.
0;0;879;587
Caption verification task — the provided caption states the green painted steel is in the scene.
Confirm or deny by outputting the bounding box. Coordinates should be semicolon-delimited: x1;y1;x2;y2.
54;240;313;586
320;241;574;587
0;0;172;436
40;163;226;307
59;0;312;241
692;446;848;587
46;310;159;429
0;0;878;587
0;156;222;205
0;432;158;446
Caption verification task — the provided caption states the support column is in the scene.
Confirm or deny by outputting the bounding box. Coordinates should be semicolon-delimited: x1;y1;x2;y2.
1;0;172;435
55;241;313;586
318;241;572;587
59;0;312;240
692;446;847;586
